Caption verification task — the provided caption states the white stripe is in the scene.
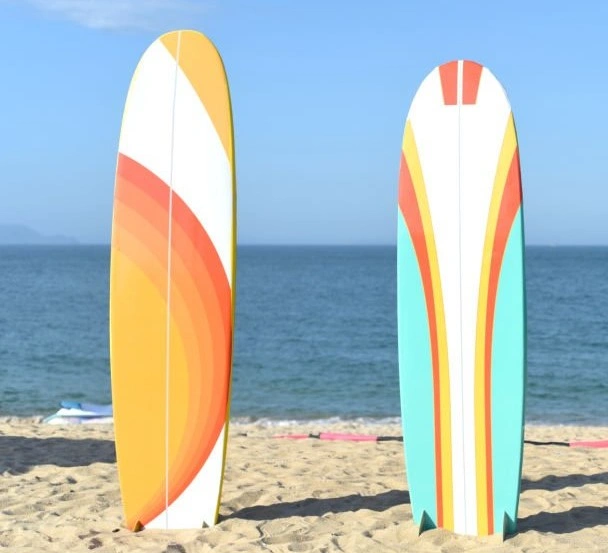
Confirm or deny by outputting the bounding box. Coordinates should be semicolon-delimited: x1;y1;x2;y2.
455;58;468;535
171;57;234;286
460;66;511;535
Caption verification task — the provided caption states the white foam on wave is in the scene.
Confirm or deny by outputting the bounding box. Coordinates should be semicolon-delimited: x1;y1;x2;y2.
229;416;403;428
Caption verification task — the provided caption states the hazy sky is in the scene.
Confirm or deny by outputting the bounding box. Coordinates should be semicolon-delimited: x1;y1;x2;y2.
1;1;606;244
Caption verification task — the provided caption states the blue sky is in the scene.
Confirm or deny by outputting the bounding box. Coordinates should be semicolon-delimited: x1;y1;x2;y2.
0;0;606;244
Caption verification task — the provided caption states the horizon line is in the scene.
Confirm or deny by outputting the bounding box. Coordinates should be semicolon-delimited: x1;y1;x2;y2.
5;242;608;248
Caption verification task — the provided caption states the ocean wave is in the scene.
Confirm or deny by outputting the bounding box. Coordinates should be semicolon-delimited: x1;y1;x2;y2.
229;416;402;428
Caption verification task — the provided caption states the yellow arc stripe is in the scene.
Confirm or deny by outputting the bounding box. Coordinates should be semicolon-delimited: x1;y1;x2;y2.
474;114;517;535
214;49;237;526
403;121;454;529
161;30;234;166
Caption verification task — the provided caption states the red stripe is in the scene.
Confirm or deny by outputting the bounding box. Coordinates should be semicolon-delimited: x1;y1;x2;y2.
398;152;443;526
116;154;169;210
462;61;483;105
484;149;522;534
439;61;458;105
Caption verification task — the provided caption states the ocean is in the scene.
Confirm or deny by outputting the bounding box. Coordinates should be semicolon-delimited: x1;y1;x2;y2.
0;245;607;425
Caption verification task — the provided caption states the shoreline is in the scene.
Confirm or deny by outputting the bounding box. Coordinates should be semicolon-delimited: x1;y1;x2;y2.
4;414;608;428
2;420;608;551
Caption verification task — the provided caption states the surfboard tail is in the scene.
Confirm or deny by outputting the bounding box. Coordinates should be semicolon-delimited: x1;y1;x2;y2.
418;510;516;539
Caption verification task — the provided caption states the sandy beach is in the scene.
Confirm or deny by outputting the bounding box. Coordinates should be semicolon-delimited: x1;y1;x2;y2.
1;419;608;552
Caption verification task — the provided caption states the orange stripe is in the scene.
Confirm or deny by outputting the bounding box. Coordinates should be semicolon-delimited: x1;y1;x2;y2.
439;61;458;105
399;153;444;525
462;61;483;105
484;149;522;534
161;31;233;164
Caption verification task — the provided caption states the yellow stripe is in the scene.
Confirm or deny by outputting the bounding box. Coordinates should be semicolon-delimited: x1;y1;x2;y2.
403;121;454;529
161;30;234;165
474;114;517;535
214;55;237;526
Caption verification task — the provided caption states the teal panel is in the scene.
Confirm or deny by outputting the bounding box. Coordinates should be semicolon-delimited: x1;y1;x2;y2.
397;213;437;526
491;208;526;534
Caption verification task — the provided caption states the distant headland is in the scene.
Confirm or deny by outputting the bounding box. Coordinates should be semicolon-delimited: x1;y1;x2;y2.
0;224;78;245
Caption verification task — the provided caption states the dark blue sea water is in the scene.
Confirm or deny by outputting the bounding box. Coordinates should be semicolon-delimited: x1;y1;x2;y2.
0;245;607;425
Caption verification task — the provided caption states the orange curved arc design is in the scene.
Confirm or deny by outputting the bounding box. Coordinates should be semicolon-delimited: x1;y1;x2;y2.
474;115;522;535
399;122;454;529
111;154;232;529
160;31;234;164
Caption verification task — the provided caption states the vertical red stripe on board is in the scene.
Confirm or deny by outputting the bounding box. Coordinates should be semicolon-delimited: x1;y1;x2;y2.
398;153;444;527
484;149;522;535
439;61;458;105
462;61;483;105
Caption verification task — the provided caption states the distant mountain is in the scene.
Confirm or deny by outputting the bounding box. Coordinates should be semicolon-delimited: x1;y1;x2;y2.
0;224;78;245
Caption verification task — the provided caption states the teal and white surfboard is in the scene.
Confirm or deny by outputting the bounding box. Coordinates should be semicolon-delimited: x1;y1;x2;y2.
397;60;526;537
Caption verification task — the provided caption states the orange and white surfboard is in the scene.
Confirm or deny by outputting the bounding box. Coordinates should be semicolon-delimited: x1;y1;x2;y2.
109;30;235;530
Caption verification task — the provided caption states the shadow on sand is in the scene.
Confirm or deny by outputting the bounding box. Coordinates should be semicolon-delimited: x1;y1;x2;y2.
519;506;608;534
521;471;608;493
223;489;409;522
517;470;608;534
0;435;116;474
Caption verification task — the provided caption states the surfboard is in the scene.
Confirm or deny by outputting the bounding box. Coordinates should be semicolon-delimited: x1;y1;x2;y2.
109;30;236;531
397;60;526;537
